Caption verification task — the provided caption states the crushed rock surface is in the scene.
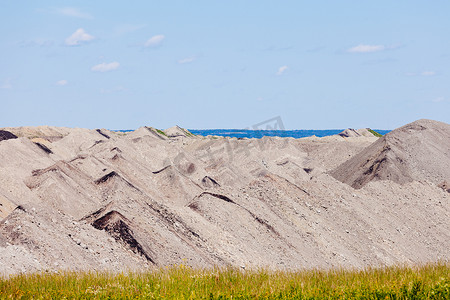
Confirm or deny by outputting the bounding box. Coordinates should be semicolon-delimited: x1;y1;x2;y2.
0;120;448;276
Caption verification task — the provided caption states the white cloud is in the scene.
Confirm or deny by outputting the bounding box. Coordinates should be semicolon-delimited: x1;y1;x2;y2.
65;28;95;46
406;71;437;77
91;62;120;72
57;7;92;19
56;80;68;86
421;71;436;76
347;44;386;53
178;56;196;64
276;65;288;76
145;35;165;47
0;79;12;89
18;38;53;48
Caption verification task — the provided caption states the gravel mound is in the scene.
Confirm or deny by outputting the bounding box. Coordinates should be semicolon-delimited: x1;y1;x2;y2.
330;119;450;189
0;121;448;276
164;125;195;138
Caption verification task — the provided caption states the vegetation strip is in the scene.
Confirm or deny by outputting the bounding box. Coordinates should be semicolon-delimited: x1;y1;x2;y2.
368;128;383;137
0;263;448;299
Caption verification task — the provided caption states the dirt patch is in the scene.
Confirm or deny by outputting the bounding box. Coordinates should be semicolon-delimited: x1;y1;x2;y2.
89;140;105;149
303;168;313;174
152;166;171;174
0;130;18;142
34;142;53;154
94;171;139;191
188;202;201;212
201;192;235;204
96;129;110;139
201;176;220;188
253;215;279;237
92;211;155;263
438;181;450;193
187;163;196;174
95;171;119;184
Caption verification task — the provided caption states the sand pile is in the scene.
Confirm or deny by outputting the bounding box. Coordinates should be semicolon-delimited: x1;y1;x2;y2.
0;120;448;276
2;126;70;142
338;128;380;138
164;126;195;138
331;119;450;189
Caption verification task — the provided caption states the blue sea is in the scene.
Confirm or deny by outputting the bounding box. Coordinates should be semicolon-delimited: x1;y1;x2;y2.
114;129;390;138
188;129;391;139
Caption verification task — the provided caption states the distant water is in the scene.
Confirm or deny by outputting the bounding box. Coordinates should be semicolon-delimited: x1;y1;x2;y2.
113;129;391;138
189;129;391;139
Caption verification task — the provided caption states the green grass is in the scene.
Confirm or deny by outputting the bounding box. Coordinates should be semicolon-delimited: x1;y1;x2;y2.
184;131;196;137
155;129;167;137
1;263;448;299
368;128;383;137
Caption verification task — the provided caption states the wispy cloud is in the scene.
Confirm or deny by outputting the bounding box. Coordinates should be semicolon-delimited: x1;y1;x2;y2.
421;71;436;76
347;44;386;53
91;62;120;72
178;56;196;64
18;38;53;48
0;79;12;89
264;45;294;51
276;65;288;76
145;35;165;47
56;80;68;86
65;28;95;46
406;70;437;77
39;7;93;19
56;7;92;19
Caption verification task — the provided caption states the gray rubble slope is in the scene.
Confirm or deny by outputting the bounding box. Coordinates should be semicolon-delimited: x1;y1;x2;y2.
330;119;450;189
0;121;448;276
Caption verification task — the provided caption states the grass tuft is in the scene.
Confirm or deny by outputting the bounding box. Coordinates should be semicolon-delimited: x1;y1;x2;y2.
155;129;167;137
0;263;448;299
368;128;383;137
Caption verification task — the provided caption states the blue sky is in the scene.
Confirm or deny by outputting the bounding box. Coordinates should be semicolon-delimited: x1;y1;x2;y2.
1;1;449;130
